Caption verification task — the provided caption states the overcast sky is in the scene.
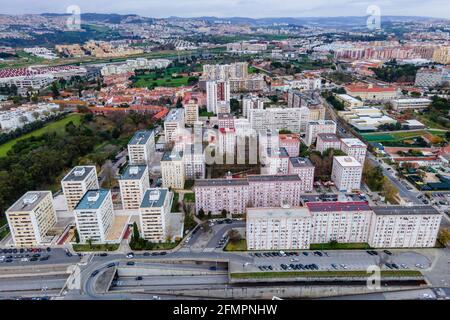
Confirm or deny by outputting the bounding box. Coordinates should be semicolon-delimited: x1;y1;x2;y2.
0;0;449;19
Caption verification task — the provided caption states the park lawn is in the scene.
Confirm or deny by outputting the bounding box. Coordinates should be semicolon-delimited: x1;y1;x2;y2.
72;243;120;252
309;243;371;250
224;239;247;251
0;113;82;157
230;270;422;279
183;192;195;203
171;192;180;212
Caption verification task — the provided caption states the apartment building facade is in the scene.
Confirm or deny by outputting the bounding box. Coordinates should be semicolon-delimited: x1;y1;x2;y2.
316;133;341;153
164;108;185;143
288;157;315;192
304;120;337;146
6;191;57;247
246;207;312;250
161;151;185;189
61;166;99;212
74;189;114;244
139;188;173;242
128;130;155;165
331;156;363;192
118;165;150;210
340;138;367;165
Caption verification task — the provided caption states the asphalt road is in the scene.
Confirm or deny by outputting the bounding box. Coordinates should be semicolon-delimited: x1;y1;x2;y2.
0;275;67;292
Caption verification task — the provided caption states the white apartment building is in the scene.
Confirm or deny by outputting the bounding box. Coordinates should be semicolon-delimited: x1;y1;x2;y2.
247;175;304;208
391;98;432;112
118;165;150;210
184;101;199;125
218;128;236;155
183;144;205;180
279;134;300;157
61;166;99;212
247;203;441;250
369;206;442;248
288;157;315;192
331;156;363;192
128;130;156;165
194;174;305;215
161;151;185;189
249;108;303;133
139;188;173;242
194;178;249;215
264;147;290;175
316;133;341;153
217;113;235;129
164;108;185;143
340;138;367;165
206;80;230;114
304;120;337;146
202;64;231;81
307;202;373;244
242;95;265;118
74;189;114;244
246;206;312;250
6;191;57;247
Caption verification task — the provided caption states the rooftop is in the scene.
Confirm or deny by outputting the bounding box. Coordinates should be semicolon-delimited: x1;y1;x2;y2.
161;150;184;162
334;156;362;167
62;166;96;182
140;188;169;208
119;165;147;180
289;157;314;168
317;133;340;142
340;138;366;148
306;201;371;212
372;206;440;216
247;206;311;219
267;147;289;158
247;174;301;183
218;113;234;120
7;191;51;213
75;189;110;211
129;130;154;145
165;108;184;122
195;178;249;187
345;84;397;93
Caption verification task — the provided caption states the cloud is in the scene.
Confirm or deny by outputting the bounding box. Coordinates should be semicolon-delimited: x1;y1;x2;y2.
0;0;448;18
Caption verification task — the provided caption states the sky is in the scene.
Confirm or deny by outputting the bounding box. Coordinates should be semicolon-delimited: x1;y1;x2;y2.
0;0;449;19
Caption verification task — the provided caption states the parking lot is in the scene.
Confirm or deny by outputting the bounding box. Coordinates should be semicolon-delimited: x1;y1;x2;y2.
0;247;80;266
244;249;431;273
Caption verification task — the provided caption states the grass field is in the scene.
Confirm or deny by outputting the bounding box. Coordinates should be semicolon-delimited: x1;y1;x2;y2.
224;239;247;251
309;243;371;250
0;113;82;157
183;192;195;203
230;270;422;279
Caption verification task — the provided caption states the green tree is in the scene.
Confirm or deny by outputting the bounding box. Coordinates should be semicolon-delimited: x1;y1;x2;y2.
198;208;205;219
74;229;80;243
51;82;60;99
132;222;140;241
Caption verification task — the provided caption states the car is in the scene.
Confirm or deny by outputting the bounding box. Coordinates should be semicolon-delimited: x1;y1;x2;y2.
290;258;299;262
46;247;51;252
302;252;309;256
126;261;135;266
135;276;143;281
383;250;392;255
400;264;408;269
209;266;217;271
32;254;41;258
5;259;13;263
385;263;393;269
91;270;99;277
152;296;161;300
126;253;134;259
40;256;50;261
331;264;338;269
366;250;374;255
160;252;167;256
143;252;150;256
391;263;399;269
99;253;108;257
66;252;73;257
107;263;116;268
217;220;224;224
